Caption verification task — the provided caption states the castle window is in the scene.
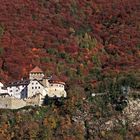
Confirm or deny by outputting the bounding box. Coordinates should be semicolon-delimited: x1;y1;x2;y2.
32;87;34;89
38;87;40;89
35;87;37;89
10;90;12;92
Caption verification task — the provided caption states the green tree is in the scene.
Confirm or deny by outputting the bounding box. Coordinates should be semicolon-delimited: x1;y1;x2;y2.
0;25;4;37
0;47;4;55
78;33;97;49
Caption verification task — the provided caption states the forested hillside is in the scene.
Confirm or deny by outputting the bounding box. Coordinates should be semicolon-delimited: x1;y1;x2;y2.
0;0;139;84
0;1;140;139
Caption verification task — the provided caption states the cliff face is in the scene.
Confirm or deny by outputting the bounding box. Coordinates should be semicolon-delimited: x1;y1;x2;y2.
0;0;139;83
69;97;140;139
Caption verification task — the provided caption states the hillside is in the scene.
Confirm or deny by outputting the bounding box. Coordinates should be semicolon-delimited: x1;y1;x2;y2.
0;97;140;140
0;0;139;84
0;1;140;139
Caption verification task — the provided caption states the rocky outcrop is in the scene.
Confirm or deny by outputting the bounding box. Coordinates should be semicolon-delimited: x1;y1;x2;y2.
72;98;140;139
123;98;140;126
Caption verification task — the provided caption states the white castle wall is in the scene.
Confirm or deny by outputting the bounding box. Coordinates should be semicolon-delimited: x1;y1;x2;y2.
27;80;48;97
7;85;26;99
48;83;66;97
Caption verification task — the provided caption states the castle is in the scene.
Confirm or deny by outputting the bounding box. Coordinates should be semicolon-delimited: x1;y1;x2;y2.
0;66;67;109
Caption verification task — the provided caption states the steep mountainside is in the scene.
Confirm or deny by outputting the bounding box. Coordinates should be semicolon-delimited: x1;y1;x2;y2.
0;0;139;83
0;97;140;139
0;1;140;139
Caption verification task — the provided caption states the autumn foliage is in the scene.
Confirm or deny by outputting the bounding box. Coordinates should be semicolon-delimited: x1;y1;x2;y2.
0;0;139;83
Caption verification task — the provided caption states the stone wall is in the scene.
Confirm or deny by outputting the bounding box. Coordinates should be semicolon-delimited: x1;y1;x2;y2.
0;95;43;109
48;90;67;97
26;94;43;106
0;97;26;109
0;97;11;109
11;98;26;109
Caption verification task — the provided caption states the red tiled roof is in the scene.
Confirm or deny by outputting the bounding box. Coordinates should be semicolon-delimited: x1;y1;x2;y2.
50;75;60;81
43;75;50;79
30;66;43;73
49;75;65;85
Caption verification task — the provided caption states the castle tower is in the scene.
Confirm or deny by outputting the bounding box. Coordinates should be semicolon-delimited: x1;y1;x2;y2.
48;75;67;97
42;76;50;87
29;66;44;81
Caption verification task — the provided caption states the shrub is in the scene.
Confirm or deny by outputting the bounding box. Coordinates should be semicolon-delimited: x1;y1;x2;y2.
0;25;4;37
47;48;58;55
59;52;67;59
0;47;4;55
40;57;50;63
78;33;97;49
